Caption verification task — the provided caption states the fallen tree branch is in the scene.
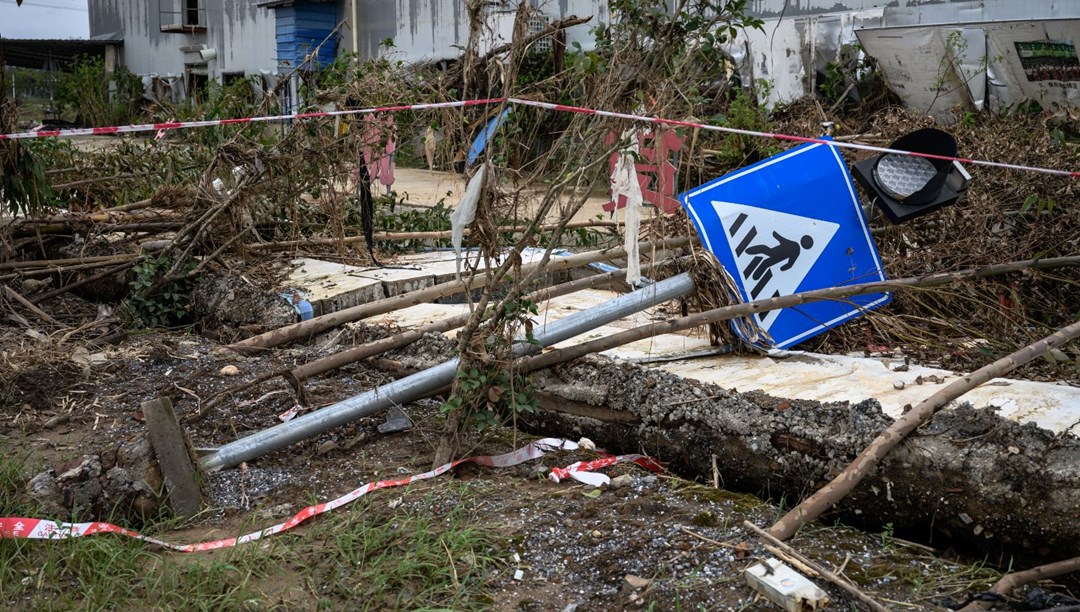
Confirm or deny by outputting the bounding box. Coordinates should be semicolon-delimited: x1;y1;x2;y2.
227;236;691;354
285;259;675;387
479;15;592;61
743;521;889;612
29;260;138;305
0;254;137;271
516;254;1080;372
245;219;618;250
767;318;1080;541
2;285;62;326
52;173;138;191
959;555;1080;611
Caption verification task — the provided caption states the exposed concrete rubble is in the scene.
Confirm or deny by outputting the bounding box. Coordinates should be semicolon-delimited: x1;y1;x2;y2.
26;435;164;523
523;356;1080;563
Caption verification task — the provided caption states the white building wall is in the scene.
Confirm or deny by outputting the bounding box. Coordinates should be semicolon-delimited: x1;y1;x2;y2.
88;0;277;91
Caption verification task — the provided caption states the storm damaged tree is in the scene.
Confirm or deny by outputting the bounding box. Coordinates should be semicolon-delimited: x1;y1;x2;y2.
431;0;763;466
0;65;53;229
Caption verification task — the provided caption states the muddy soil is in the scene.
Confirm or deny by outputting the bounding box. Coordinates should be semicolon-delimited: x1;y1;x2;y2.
3;315;1066;610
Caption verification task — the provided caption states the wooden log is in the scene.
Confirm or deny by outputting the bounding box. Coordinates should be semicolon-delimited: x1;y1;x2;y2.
141;397;203;518
959;555;1080;611
227;236;691;354
0;254;136;271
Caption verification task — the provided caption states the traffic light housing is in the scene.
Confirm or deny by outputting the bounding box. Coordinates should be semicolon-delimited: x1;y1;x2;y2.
852;128;970;224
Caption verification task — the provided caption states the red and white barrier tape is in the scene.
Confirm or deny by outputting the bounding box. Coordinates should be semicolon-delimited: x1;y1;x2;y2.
4;96;1075;178
0;438;659;553
506;98;1080;178
0;98;505;142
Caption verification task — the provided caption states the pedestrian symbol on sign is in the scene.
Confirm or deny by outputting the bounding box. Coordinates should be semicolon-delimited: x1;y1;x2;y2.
744;231;813;281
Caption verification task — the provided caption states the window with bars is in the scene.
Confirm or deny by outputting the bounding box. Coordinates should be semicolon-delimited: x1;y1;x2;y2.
527;14;552;53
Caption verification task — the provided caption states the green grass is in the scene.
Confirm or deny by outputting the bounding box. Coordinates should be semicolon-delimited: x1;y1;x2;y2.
0;455;505;611
297;487;505;610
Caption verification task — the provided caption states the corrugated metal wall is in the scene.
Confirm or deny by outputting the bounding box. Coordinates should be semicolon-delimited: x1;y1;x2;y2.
275;1;339;70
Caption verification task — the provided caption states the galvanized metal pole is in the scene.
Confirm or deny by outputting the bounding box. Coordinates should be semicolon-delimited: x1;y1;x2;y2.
201;272;696;471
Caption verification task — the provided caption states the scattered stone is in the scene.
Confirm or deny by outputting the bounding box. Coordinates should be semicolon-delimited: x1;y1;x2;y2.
27;470;62;515
388;497;403;510
1049;348;1071;363
608;474;633;490
341;432;370;450
622;574;652;592
316;440;337;455
578;437;596;450
529;464;549;479
219;365;240;377
256;503;294;520
893;382;905;390
591;530;602;538
377;406;412;434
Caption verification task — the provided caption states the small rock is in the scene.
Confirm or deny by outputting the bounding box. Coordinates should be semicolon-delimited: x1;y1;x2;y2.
578;437;596;451
893;381;905;390
341;432;371;450
959;512;973;524
219;365;240;377
256;503;294;520
622;574;652;591
529;464;549;479
316;440;337;455
1008;445;1021;455
608;474;633;490
1049;348;1070;362
591;530;602;538
513;569;524;581
377;406;412;434
388;497;403;510
642;475;659;488
973;525;984;536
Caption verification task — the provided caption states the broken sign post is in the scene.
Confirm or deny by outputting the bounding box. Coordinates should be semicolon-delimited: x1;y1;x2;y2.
680;139;890;350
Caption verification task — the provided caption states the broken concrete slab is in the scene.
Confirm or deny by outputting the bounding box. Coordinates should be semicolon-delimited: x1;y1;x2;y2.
521;356;1080;564
285;248;571;318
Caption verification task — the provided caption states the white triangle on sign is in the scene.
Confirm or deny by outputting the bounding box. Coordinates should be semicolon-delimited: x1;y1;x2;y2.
712;201;839;329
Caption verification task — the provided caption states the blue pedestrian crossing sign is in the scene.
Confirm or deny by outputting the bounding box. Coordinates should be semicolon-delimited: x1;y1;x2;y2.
680;139;891;350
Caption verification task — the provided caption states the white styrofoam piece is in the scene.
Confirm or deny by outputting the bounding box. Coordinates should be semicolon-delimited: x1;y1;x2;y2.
745;558;830;612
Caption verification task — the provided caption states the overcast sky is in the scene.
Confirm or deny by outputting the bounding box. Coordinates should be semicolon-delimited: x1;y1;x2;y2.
0;0;90;40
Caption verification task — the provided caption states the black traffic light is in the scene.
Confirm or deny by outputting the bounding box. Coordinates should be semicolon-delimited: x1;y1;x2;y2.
852;128;970;224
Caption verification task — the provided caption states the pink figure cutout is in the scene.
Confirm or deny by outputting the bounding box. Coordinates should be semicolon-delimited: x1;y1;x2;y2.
362;113;396;189
604;128;684;214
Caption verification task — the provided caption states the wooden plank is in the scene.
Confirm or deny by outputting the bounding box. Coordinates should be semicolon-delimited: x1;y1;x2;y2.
142;397;203;518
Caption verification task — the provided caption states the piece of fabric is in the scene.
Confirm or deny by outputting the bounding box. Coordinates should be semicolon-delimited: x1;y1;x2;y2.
611;130;644;284
451;164;487;280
